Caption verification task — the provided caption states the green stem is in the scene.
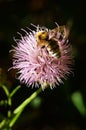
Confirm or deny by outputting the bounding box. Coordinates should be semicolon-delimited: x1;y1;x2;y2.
13;87;42;114
1;85;9;97
8;97;12;130
10;85;21;97
9;87;42;128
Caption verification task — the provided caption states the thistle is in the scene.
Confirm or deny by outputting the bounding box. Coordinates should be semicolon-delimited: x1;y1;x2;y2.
10;24;73;89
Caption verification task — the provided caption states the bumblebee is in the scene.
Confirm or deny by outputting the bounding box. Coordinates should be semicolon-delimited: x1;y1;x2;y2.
35;24;70;58
35;29;61;58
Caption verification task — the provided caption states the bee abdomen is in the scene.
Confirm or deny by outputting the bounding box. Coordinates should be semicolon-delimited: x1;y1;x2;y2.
47;39;61;58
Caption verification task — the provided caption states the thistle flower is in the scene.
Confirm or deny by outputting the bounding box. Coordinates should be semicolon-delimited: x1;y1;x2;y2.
10;24;73;89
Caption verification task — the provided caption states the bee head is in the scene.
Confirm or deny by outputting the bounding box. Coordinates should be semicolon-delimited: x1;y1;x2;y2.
36;31;49;42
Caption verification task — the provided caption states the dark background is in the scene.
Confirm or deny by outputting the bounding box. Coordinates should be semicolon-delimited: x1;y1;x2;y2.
0;0;86;130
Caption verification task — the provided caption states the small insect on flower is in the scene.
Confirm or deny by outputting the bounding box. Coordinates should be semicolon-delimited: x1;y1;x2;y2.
35;23;71;58
10;23;73;90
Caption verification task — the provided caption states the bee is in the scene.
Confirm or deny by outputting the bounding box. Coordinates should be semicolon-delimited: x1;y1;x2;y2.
35;23;71;58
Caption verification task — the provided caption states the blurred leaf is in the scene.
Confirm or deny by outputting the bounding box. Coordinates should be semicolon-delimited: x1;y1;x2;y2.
0;100;8;106
30;96;42;108
0;119;6;129
71;91;86;116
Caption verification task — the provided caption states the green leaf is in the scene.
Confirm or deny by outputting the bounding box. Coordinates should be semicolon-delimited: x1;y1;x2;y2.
9;109;24;127
0;119;6;129
13;87;42;114
71;91;86;116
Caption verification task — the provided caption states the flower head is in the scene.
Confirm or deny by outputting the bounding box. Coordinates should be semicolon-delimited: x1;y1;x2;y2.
11;24;73;89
